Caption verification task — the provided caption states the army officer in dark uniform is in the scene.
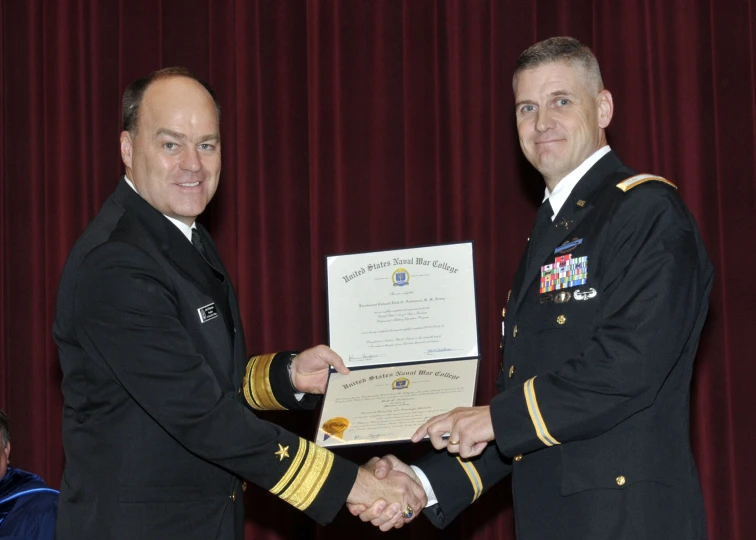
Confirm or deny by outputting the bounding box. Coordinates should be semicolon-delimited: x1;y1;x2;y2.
353;37;712;539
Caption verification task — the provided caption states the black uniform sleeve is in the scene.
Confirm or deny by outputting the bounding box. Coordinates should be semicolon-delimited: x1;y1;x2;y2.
414;444;512;529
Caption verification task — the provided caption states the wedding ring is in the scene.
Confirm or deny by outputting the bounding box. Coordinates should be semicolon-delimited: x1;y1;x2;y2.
448;439;460;445
403;505;414;519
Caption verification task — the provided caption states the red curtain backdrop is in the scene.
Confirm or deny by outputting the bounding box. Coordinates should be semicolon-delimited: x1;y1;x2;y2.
1;1;754;538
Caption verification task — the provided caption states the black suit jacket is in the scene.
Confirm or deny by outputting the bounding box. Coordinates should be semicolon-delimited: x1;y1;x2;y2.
53;179;357;540
418;151;712;540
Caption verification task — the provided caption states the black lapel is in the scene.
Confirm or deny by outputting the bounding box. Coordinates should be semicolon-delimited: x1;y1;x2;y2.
114;180;239;382
113;180;224;293
194;224;248;383
193;225;236;332
513;151;626;313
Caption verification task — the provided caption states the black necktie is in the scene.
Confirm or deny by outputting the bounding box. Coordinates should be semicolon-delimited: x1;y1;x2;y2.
527;199;554;266
191;228;209;260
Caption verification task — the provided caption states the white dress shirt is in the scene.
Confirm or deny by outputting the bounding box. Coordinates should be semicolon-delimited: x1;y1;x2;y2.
543;145;611;220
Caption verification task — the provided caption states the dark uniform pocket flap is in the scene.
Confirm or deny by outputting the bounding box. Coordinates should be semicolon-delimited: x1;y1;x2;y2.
560;431;684;496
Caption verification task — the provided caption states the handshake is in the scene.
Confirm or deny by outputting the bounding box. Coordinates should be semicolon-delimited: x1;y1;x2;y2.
343;404;496;531
345;454;424;532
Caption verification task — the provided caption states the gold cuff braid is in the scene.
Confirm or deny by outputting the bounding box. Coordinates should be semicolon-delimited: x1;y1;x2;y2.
243;353;287;410
270;438;334;511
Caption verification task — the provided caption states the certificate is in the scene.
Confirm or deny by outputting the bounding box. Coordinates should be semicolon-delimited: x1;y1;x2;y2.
317;242;480;447
326;242;478;368
316;358;478;447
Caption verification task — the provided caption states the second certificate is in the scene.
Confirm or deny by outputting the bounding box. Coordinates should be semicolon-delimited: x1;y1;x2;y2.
326;242;478;368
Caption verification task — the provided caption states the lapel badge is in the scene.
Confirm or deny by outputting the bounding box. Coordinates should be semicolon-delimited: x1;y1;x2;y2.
554;291;571;303
574;288;597;301
556;216;574;230
274;443;290;461
554;238;583;255
576;200;586;207
540;294;553;304
197;303;219;323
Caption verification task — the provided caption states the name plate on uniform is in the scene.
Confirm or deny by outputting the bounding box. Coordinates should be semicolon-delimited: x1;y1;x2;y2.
317;242;480;447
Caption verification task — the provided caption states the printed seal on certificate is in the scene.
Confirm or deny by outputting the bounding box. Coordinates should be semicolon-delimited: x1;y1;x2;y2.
322;417;350;441
392;377;410;390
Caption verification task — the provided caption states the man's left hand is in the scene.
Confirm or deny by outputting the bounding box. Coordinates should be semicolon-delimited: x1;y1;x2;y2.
290;345;349;394
411;406;494;458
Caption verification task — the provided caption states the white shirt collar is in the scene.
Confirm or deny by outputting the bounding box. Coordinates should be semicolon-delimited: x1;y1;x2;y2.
123;176;196;242
543;145;611;220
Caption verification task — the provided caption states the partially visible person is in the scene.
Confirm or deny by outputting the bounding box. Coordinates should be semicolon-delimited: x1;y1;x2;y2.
0;410;58;539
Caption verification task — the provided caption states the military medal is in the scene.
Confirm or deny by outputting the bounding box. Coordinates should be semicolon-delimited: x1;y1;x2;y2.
540;254;588;294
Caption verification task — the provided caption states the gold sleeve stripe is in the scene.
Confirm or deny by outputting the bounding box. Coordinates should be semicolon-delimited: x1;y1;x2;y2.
243;353;287;411
456;456;483;503
270;438;307;495
524;377;560;447
616;174;677;192
242;356;262;409
277;441;334;511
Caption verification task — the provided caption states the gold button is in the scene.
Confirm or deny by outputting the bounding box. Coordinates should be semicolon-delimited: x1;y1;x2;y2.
514;454;522;462
616;476;626;486
231;492;237;501
508;365;515;379
242;481;247;492
501;307;506;318
513;325;518;337
499;342;503;350
557;315;566;325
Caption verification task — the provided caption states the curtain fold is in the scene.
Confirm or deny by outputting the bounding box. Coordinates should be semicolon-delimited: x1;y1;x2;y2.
1;1;753;538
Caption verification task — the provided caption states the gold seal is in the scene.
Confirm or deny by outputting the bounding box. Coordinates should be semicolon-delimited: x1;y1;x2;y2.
392;377;410;390
322;417;350;440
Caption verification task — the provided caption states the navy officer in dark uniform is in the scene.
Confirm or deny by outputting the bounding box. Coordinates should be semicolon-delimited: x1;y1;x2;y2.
352;36;712;539
53;67;425;540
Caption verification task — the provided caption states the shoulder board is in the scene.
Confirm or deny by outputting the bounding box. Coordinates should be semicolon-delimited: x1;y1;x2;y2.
616;174;677;192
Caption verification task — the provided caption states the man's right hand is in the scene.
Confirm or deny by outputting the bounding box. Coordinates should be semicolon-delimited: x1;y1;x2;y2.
347;455;423;531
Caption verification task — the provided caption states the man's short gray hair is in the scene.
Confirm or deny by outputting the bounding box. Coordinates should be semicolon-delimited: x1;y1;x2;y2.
513;36;604;95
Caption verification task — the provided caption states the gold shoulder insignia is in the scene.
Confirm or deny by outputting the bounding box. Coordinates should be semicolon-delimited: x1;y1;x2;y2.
616;174;677;192
243;353;287;411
